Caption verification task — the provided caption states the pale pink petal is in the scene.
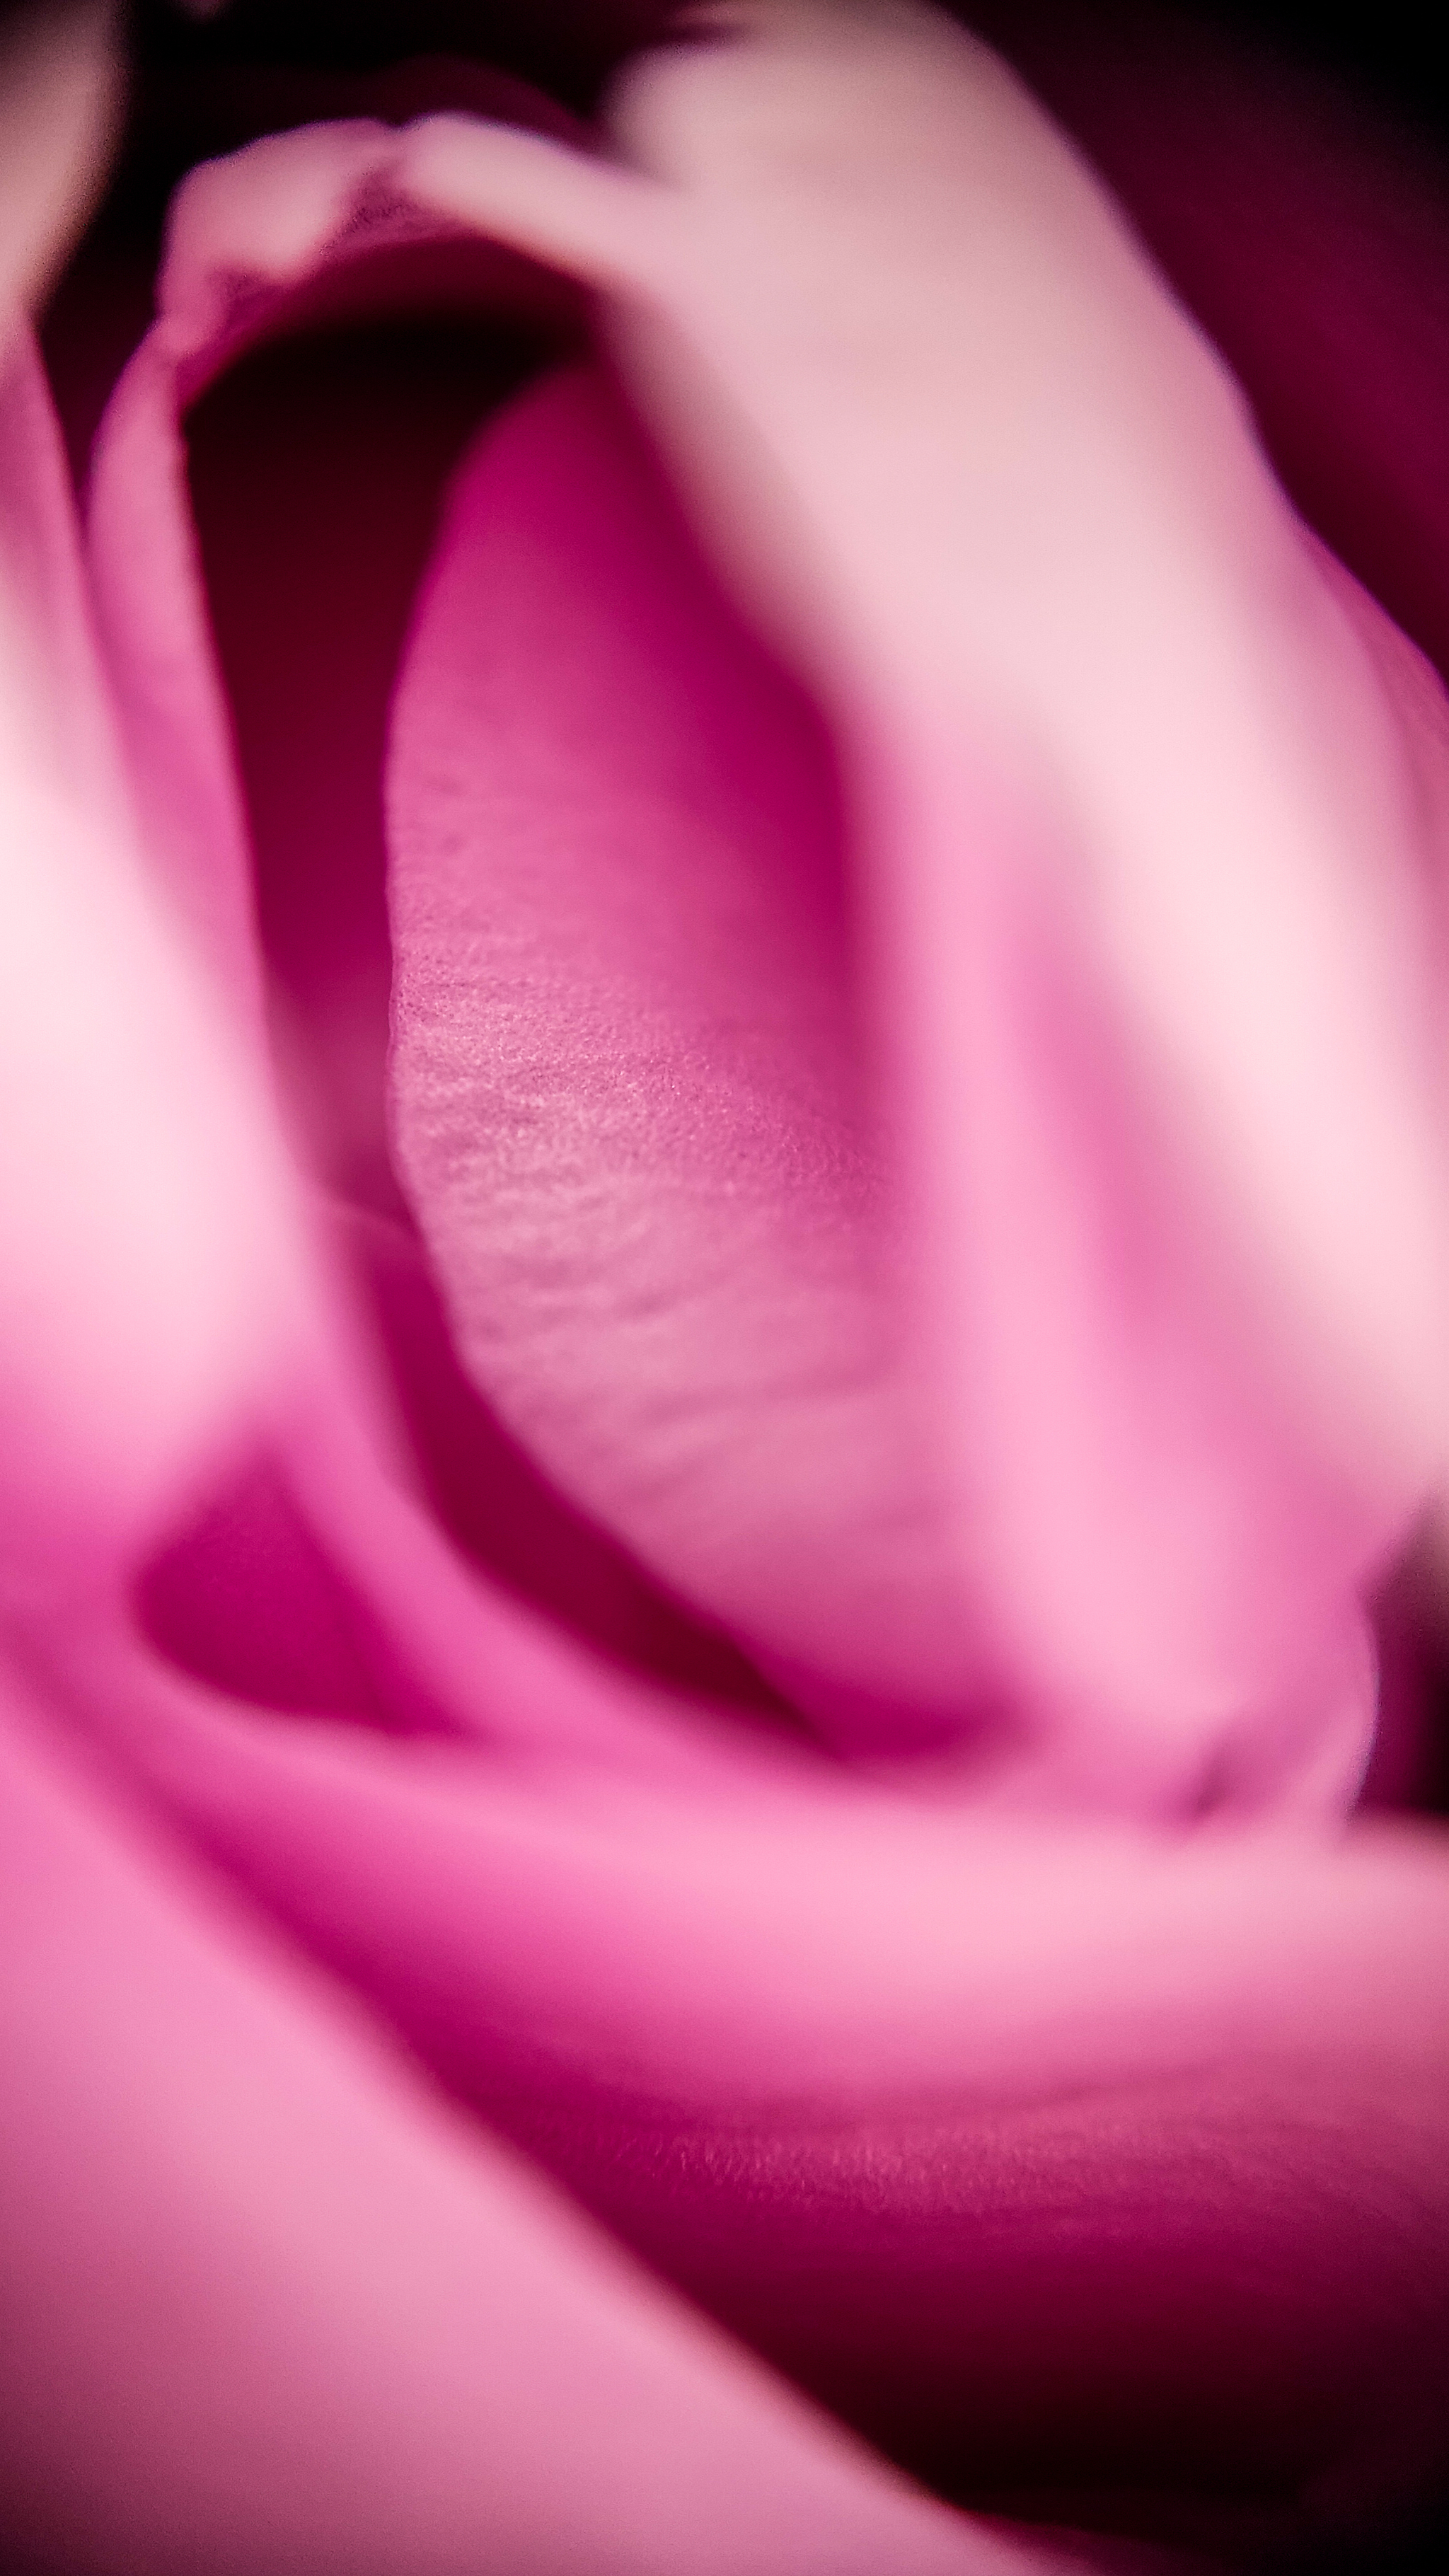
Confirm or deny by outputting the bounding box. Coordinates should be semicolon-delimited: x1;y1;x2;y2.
0;1677;1014;2576
339;1203;790;1711
0;326;306;1575
85;116;447;1028
597;0;1449;1523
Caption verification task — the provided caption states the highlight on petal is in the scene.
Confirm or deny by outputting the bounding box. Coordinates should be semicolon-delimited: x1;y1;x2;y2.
0;1680;1015;2576
0;327;306;1576
392;0;1449;1806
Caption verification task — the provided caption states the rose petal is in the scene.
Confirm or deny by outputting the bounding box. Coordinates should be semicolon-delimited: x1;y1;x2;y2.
0;325;306;1578
85;91;582;1026
0;1676;1010;2576
336;1202;792;1708
88;23;1445;1798
388;356;980;1750
87;100;814;1702
985;0;1449;690
592;1;1449;1525
44;1596;1449;2519
33;25;1449;2557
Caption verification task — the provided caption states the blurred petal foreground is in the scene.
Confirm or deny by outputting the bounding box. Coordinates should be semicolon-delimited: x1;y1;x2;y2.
4;1;1449;2568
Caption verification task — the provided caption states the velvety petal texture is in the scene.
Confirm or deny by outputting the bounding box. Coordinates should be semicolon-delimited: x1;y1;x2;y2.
398;0;1449;1807
388;354;976;1750
4;2;1449;2569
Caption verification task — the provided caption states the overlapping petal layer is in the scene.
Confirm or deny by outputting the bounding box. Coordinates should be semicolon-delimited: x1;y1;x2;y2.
2;1680;1014;2576
393;0;1449;1806
2;4;1448;2568
37;1592;1449;2529
84;0;1449;1803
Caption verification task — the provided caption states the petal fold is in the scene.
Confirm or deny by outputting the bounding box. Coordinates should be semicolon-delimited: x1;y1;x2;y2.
0;328;305;1580
0;1676;1008;2575
42;1592;1449;2514
396;0;1449;1803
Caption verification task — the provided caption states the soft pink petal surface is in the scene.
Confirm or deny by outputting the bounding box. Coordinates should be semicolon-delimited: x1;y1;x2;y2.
396;0;1449;1804
388;357;976;1749
85;76;786;1703
8;4;1449;2564
0;322;305;1581
1;1680;1019;2576
40;1589;1449;2517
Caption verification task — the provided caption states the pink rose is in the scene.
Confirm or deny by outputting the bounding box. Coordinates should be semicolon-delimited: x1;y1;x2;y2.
4;1;1449;2565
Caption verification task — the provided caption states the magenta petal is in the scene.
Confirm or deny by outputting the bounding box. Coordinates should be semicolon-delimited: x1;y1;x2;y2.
388;357;983;1751
85;103;580;1041
393;4;1449;1806
24;25;1449;2563
331;1201;792;1709
0;1679;1010;2576
79;19;1449;1799
42;1591;1449;2517
85;100;779;1698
